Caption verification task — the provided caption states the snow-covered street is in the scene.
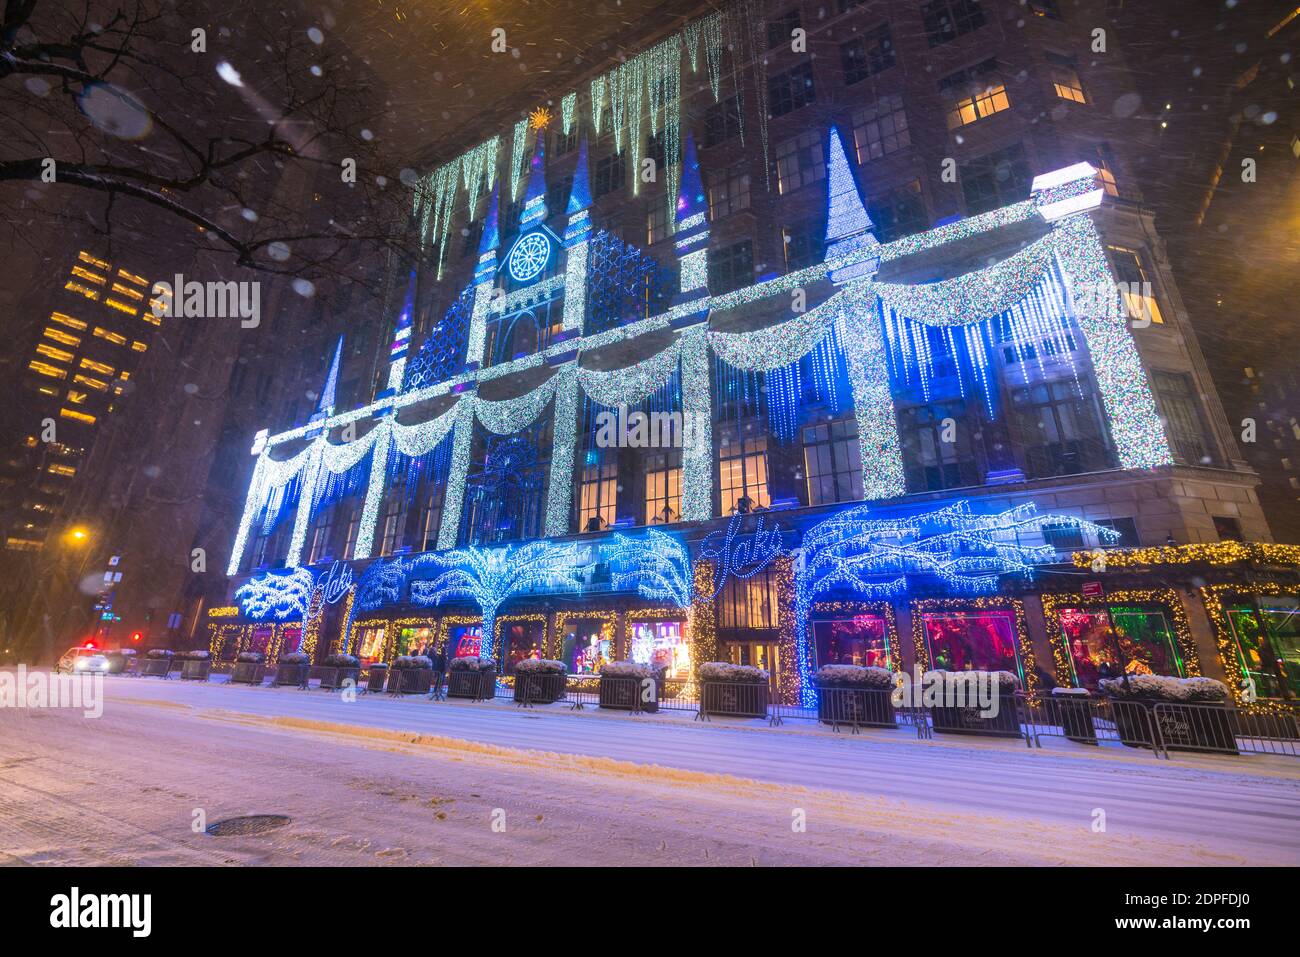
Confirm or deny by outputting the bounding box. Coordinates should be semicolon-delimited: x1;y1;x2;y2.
1;672;1297;866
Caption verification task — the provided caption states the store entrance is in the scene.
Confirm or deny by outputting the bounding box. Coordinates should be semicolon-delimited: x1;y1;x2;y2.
720;640;781;694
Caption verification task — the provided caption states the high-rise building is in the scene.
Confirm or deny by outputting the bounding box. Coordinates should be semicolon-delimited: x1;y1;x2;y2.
1;250;163;552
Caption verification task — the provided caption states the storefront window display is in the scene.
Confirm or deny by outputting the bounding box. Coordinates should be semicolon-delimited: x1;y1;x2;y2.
563;620;613;675
281;627;303;656
921;609;1022;680
249;625;274;656
356;626;386;666
813;614;892;669
629;619;690;680
397;625;435;657
1058;605;1183;690
502;620;546;674
1224;597;1300;700
446;624;482;660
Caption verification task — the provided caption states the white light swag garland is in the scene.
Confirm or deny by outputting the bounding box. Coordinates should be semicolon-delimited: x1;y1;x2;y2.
577;335;683;407
707;293;842;372
868;235;1055;326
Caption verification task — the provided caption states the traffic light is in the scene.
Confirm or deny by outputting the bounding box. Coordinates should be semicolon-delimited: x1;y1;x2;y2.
130;631;143;643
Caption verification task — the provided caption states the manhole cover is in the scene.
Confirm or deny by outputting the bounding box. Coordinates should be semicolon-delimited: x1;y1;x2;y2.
205;814;291;837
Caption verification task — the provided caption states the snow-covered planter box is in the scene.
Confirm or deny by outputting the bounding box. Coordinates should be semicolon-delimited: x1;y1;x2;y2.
140;648;176;677
1098;675;1235;753
447;656;495;700
699;662;769;719
273;652;311;688
230;651;266;686
513;659;568;704
387;656;434;695
177;650;212;681
315;653;360;690
814;665;897;728
1049;687;1097;744
598;662;659;712
927;671;1023;739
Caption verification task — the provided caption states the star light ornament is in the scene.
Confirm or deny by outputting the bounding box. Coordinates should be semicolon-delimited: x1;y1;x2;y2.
405;541;592;661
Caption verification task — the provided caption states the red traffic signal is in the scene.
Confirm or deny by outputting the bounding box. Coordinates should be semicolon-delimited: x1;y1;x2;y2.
130;631;143;643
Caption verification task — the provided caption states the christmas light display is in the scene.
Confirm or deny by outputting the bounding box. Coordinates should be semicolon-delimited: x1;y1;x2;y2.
605;529;694;607
436;399;476;550
707;294;840;371
1072;542;1300;569
679;326;713;521
790;501;1117;704
560;92;577;135
475;371;560;434
698;510;785;600
838;292;906;500
316;336;343;416
544;366;579;537
405;541;591;661
823;126;879;284
509;118;529;203
577;336;682;407
553;609;616;663
235;567;315;621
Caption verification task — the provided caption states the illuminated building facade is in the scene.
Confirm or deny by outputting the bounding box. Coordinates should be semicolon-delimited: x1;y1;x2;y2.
207;2;1298;708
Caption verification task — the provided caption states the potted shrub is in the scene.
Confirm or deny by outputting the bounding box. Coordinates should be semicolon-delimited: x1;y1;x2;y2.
513;658;567;704
365;661;388;694
598;661;659;712
927;671;1023;738
1098;675;1236;753
317;653;360;691
273;651;312;688
447;656;496;700
388;656;434;695
1049;687;1096;745
230;651;267;686
814;664;897;728
177;650;212;681
699;662;769;719
139;648;175;678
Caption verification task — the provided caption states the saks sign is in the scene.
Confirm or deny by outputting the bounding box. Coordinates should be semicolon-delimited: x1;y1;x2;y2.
317;560;354;605
698;511;784;600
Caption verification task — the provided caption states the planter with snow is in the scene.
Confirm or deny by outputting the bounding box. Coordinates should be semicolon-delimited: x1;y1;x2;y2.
927;671;1022;739
814;665;897;728
598;661;659;712
139;649;176;678
273;652;312;688
387;656;434;695
177;650;212;681
230;651;267;686
447;656;496;700
513;659;568;704
316;653;360;691
699;662;769;719
1098;675;1235;753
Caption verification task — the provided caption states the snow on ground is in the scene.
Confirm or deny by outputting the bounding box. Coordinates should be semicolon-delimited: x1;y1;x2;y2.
0;671;1296;866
